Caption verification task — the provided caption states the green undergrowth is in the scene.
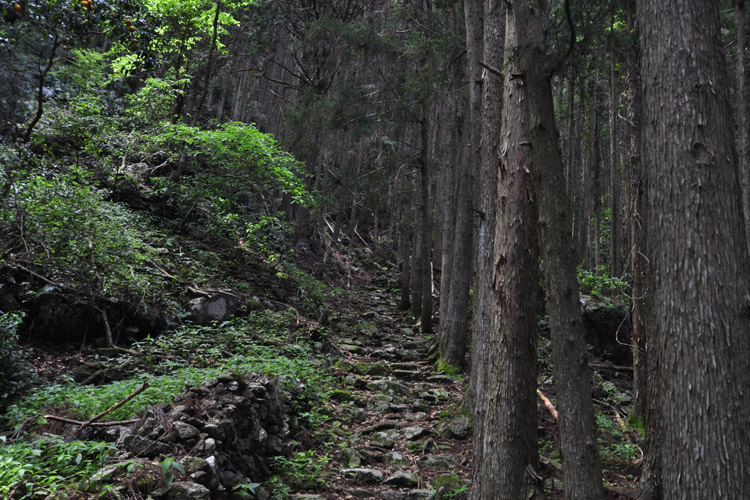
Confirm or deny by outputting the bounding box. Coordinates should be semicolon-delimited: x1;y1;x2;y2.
3;311;334;431
0;435;116;500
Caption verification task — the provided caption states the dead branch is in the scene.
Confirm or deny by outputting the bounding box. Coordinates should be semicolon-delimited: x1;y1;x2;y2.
43;415;141;427
73;382;149;436
537;389;559;421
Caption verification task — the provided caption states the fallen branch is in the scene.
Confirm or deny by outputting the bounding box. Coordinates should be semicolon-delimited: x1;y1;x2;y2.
43;415;141;427
590;362;633;373
73;382;149;436
537;389;559;421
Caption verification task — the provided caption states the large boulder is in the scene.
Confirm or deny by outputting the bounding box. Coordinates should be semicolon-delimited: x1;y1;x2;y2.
582;301;632;365
189;292;239;324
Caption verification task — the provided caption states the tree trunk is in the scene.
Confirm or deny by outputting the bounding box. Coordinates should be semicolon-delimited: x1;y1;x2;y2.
609;58;621;278
439;1;479;370
589;67;602;272
473;1;539;496
420;110;434;333
638;0;750;497
626;10;648;422
520;1;605;497
469;0;504;496
578;80;590;266
438;98;459;334
737;0;750;248
567;69;576;206
398;218;412;311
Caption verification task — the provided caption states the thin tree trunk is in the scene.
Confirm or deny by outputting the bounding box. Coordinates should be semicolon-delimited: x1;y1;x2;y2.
626;12;648;422
589;66;602;272
609;57;621;277
23;32;60;143
469;0;504;496
520;1;605;497
439;0;479;370
192;0;222;125
420;110;434;333
638;0;750;497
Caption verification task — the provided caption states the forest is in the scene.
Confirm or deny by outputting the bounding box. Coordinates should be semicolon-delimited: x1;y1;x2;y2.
1;0;748;499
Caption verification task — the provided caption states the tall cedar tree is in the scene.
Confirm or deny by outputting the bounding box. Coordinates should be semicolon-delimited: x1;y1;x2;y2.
520;0;605;497
473;0;539;496
468;0;504;496
638;0;750;497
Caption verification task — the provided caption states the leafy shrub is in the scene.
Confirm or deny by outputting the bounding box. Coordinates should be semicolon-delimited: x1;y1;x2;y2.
577;265;629;300
0;311;32;406
0;160;168;311
0;435;115;499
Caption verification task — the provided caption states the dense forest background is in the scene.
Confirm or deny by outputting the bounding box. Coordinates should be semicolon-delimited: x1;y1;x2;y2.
1;0;749;498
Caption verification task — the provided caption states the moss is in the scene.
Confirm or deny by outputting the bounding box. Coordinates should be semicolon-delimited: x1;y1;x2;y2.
436;360;462;376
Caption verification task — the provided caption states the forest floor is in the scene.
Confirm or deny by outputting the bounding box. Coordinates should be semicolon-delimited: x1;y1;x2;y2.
2;243;641;500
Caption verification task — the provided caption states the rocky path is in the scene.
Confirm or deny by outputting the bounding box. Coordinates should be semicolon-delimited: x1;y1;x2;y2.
295;270;473;500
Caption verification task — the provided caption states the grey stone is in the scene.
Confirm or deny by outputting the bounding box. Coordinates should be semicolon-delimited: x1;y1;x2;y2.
350;489;375;498
173;421;200;440
418;454;457;469
366;379;412;396
426;375;454;384
188;471;211;486
290;495;327;500
353;362;389;377
407;490;434;499
168;481;211;500
420;388;449;403
361;421;398;433
340;447;364;468
180;456;210;475
384;470;419;488
370;430;399;449
381;492;408;500
390;362;422;371
396;349;423;361
341;468;384;484
384;451;409;467
189;292;238;325
123;434;169;457
393;370;422;380
447;416;472;440
403;426;430;441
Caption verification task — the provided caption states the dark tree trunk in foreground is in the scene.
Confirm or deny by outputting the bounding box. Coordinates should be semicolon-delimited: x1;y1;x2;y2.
737;0;750;247
521;0;604;497
469;0;504;496
638;0;750;497
473;0;539;497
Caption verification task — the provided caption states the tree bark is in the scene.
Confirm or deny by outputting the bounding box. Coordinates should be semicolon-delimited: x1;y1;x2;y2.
609;57;621;278
473;1;539;496
420;109;434;333
638;0;750;497
626;9;648;422
438;0;479;370
589;66;602;272
469;0;504;496
737;0;750;248
520;1;605;497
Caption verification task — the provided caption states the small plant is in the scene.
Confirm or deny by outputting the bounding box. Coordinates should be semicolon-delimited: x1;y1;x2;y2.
271;450;331;491
0;435;115;499
158;457;185;486
577;265;629;300
0;311;32;406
